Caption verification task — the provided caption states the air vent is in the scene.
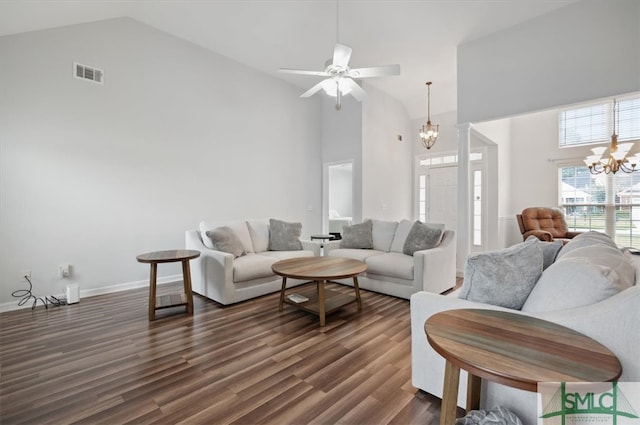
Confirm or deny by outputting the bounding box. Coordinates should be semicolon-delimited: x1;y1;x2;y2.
74;62;104;85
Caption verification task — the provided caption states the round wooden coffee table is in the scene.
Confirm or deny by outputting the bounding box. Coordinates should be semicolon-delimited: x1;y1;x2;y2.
272;257;367;326
136;249;200;321
425;308;622;425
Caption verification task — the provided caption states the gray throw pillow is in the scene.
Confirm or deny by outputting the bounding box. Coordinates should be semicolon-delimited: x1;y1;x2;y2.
403;221;444;255
268;218;302;251
341;220;374;249
206;226;245;258
526;236;562;270
458;238;544;310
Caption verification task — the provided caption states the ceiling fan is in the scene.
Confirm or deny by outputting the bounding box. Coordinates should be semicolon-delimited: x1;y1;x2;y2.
278;43;400;111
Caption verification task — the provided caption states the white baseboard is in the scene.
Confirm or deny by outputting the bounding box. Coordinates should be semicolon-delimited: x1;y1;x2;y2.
0;274;182;313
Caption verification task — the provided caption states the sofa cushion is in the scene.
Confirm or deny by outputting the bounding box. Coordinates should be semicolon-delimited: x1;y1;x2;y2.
370;219;398;252
200;220;254;253
522;243;635;313
206;226;245;258
328;248;384;263
268;218;302;251
403;221;444;255
341;220;374;249
232;254;277;282
389;219;414;253
365;252;414;280
458;238;543;309
247;219;270;253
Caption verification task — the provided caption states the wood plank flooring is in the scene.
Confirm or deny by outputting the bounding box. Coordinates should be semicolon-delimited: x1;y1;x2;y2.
0;281;462;424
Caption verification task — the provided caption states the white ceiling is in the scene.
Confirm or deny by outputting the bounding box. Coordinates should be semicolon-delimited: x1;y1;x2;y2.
0;0;579;119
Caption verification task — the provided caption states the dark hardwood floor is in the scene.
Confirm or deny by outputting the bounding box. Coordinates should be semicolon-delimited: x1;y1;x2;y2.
0;280;462;424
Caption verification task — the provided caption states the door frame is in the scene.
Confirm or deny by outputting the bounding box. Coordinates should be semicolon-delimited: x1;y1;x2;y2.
322;159;354;234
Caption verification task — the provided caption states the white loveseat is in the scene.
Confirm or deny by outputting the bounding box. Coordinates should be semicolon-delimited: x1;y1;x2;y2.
185;219;319;305
324;219;456;299
410;232;640;424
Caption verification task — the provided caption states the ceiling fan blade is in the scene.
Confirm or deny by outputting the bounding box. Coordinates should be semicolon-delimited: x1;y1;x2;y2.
278;68;331;77
333;43;352;68
343;78;367;101
348;64;401;79
300;80;328;98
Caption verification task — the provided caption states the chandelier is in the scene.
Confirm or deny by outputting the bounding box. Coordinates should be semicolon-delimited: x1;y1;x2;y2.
419;81;439;149
584;99;639;174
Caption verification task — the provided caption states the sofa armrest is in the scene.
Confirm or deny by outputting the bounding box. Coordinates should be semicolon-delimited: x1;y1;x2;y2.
565;231;582;239
300;239;321;256
522;229;553;241
538;285;640;382
410;291;514;407
185;230;234;303
413;230;456;294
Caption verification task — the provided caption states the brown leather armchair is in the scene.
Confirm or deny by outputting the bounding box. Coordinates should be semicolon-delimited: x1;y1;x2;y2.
516;207;582;243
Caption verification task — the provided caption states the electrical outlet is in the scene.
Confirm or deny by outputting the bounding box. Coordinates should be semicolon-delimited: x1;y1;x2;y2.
22;270;31;281
58;264;70;279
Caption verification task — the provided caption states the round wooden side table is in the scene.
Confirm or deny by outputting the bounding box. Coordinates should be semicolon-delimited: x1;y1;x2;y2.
425;308;622;425
136;249;200;321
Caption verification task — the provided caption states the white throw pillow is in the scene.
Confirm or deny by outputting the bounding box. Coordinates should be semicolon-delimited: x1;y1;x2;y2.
521;257;629;313
247;219;270;253
557;231;616;259
389;219;415;253
559;244;635;288
369;219;398;252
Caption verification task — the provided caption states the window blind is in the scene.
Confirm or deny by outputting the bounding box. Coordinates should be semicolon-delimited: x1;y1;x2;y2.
559;95;640;147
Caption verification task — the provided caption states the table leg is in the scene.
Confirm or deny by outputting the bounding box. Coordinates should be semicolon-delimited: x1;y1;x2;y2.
279;276;287;311
148;263;157;321
182;260;194;315
440;360;460;425
353;275;362;311
466;374;481;412
318;280;326;327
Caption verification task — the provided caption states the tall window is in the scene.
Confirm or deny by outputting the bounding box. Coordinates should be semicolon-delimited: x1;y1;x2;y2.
560;166;640;247
559;96;640;147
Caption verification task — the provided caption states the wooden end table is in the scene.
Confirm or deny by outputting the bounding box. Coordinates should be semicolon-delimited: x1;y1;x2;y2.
425;308;622;425
136;249;200;321
272;257;366;326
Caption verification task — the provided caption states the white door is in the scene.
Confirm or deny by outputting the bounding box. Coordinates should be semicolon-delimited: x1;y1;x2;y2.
428;166;457;231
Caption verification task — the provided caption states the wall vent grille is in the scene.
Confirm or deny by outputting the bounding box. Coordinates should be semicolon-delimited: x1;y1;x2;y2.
74;62;104;85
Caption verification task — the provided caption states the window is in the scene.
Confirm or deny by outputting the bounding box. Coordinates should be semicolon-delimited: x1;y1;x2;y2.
560;166;640;247
559;96;640;147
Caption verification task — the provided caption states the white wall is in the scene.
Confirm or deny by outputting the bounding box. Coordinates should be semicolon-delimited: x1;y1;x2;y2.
458;0;640;124
361;83;413;220
0;18;322;307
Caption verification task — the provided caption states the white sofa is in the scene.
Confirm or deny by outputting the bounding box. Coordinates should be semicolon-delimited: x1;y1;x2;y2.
324;219;456;299
410;232;640;424
185;219;320;305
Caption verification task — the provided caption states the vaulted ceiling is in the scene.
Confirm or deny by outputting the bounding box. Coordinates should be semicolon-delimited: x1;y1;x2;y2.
0;0;578;119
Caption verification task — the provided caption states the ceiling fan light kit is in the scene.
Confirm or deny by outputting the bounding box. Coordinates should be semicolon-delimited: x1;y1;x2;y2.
419;81;439;149
278;1;400;111
279;43;400;110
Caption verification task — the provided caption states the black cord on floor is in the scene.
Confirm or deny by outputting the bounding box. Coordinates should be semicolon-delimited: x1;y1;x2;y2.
12;276;67;310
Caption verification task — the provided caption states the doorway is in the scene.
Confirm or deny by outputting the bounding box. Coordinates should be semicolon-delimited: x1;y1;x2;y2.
323;160;354;235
